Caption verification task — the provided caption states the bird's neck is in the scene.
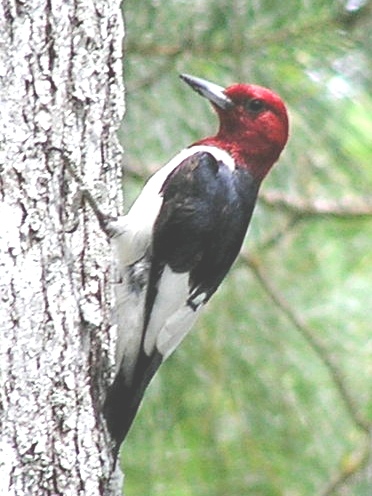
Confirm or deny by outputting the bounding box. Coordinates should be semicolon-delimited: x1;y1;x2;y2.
195;136;280;183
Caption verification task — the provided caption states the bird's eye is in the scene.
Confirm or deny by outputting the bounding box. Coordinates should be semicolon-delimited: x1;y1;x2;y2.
246;98;265;113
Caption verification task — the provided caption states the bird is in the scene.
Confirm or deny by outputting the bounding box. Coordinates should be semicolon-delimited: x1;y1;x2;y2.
103;73;289;456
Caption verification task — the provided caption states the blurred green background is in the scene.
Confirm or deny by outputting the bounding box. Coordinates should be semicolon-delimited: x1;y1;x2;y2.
119;1;372;494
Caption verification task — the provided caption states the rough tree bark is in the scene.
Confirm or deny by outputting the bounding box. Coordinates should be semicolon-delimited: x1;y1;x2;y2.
0;0;124;494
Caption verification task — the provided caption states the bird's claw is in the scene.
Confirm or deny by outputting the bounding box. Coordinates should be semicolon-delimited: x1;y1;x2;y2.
100;217;126;239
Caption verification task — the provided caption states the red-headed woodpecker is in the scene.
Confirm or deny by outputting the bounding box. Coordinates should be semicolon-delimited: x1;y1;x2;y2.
104;74;289;455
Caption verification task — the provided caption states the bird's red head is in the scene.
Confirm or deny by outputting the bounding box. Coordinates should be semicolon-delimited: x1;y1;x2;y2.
181;74;289;182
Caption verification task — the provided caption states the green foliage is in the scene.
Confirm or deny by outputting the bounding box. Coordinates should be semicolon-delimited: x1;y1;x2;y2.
120;1;372;494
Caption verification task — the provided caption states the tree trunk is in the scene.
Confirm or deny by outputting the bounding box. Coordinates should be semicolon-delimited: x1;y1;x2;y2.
0;0;124;494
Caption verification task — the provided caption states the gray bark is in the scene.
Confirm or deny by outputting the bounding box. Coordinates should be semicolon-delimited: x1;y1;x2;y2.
0;0;124;494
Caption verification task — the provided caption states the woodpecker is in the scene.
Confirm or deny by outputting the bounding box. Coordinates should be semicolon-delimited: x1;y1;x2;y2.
103;74;289;455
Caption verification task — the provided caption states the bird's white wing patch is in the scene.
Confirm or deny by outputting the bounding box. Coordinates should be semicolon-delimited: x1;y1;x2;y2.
143;264;204;360
144;265;189;356
157;306;201;360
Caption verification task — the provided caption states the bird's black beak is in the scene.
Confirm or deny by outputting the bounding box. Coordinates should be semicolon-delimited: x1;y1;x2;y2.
180;74;234;110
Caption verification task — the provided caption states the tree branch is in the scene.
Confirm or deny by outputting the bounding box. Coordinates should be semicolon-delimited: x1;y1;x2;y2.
126;4;367;59
121;165;372;221
241;254;372;494
319;434;371;496
260;191;372;219
241;254;370;434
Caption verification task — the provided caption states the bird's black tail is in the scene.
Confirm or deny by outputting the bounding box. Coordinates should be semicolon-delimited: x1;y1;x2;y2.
103;350;163;458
